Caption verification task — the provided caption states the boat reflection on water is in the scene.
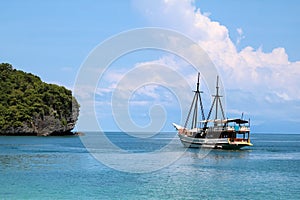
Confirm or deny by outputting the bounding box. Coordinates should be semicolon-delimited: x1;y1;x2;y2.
186;148;252;160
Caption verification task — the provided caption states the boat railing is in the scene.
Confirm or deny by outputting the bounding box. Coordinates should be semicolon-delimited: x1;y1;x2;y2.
225;125;250;132
213;127;224;131
239;126;250;132
225;126;235;131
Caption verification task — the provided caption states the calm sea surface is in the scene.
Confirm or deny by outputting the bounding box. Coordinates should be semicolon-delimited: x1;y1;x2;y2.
0;133;299;199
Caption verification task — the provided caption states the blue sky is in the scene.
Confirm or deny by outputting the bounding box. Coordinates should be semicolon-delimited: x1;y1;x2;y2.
1;0;300;133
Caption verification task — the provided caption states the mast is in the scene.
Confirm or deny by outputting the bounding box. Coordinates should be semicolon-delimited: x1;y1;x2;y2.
215;76;219;120
205;76;225;127
184;73;205;130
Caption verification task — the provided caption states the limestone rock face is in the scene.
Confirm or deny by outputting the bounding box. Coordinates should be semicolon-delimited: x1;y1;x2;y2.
0;63;80;136
1;97;80;136
31;98;80;136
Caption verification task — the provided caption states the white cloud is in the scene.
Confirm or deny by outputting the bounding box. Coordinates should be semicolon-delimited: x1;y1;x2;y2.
132;0;300;129
133;0;300;99
96;58;195;105
236;28;245;46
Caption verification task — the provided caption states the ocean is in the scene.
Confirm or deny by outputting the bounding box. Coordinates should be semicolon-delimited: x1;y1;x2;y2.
0;132;299;199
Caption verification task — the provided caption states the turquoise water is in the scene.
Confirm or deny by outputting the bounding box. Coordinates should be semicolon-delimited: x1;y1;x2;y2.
0;133;299;199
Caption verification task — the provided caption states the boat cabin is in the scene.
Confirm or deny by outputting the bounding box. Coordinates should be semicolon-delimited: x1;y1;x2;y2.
198;118;250;142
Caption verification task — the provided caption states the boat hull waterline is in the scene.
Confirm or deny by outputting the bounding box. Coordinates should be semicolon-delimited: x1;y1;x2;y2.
178;132;252;150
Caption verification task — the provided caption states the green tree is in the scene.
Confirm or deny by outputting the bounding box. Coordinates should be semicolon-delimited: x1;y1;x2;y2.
0;63;79;134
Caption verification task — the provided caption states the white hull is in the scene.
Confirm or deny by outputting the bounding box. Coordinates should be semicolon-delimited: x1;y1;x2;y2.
178;133;251;149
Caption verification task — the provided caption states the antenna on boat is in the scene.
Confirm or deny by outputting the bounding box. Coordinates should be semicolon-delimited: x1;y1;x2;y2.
184;72;205;130
205;76;225;127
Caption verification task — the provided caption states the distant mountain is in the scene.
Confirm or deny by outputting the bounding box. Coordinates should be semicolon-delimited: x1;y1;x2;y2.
0;63;79;136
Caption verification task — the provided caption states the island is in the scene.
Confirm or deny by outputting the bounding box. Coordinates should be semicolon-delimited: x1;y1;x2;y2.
0;63;79;136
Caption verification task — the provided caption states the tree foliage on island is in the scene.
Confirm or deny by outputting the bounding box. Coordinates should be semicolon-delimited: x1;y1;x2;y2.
0;63;79;134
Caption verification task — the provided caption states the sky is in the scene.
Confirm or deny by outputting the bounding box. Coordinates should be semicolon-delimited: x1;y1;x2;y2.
1;0;300;133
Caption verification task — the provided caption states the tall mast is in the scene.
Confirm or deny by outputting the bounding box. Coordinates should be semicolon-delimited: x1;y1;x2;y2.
184;73;205;130
205;76;225;127
215;76;219;120
196;72;200;92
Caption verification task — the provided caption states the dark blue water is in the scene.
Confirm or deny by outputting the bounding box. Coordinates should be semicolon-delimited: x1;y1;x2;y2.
0;133;299;199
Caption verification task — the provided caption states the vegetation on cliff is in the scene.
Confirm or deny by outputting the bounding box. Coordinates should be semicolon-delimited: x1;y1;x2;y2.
0;63;79;135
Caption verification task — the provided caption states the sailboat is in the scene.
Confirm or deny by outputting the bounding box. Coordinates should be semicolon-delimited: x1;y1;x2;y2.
173;73;252;149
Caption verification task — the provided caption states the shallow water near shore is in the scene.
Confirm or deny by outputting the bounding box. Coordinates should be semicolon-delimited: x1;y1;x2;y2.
0;133;299;199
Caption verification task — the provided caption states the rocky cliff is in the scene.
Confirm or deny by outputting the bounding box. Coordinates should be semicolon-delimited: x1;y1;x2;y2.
0;63;79;136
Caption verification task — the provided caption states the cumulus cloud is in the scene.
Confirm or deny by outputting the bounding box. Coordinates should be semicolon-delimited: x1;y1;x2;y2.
133;0;300;99
76;0;300;131
132;0;300;129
